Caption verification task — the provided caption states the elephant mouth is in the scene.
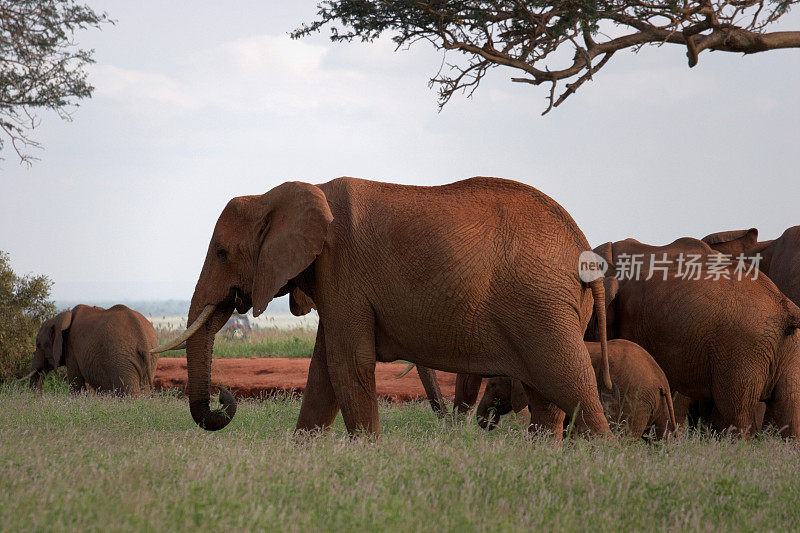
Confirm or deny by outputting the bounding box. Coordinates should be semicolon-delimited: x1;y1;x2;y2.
232;289;252;314
150;288;253;355
215;286;252;314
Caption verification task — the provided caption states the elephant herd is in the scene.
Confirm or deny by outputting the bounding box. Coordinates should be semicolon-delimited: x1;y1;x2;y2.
26;176;800;442
421;227;800;439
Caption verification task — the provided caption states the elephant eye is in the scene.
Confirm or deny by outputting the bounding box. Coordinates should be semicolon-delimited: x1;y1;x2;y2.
216;247;228;262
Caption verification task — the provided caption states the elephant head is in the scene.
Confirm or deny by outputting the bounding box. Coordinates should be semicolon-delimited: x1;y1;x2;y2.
475;377;527;430
29;310;73;390
152;181;333;431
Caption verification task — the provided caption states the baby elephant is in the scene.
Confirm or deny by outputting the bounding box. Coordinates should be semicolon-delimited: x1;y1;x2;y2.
29;304;159;395
477;339;677;439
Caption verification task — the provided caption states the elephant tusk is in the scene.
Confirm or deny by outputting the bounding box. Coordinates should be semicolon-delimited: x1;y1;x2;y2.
157;341;186;352
16;370;36;381
150;305;215;354
394;362;416;380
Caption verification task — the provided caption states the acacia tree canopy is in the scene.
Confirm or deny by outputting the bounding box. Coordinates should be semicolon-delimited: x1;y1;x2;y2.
294;0;800;114
0;0;109;164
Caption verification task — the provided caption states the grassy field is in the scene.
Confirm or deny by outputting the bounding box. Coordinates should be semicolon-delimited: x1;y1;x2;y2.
1;385;799;531
155;326;316;359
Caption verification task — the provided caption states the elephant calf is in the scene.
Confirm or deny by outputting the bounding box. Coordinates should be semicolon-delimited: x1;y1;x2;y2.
29;304;159;395
476;340;677;439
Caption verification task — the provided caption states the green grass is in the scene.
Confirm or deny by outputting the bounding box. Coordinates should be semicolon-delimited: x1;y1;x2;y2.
1;385;799;531
156;326;316;359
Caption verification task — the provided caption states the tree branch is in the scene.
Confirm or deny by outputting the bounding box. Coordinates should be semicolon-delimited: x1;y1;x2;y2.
297;0;800;113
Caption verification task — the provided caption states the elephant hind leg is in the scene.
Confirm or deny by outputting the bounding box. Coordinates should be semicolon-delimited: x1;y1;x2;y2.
711;367;765;438
711;393;759;439
764;372;800;439
519;334;612;439
522;385;565;442
649;397;673;440
622;402;652;440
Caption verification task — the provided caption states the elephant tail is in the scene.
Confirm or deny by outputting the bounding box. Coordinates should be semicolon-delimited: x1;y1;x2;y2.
589;278;613;391
138;348;156;385
660;386;678;434
394;362;416;380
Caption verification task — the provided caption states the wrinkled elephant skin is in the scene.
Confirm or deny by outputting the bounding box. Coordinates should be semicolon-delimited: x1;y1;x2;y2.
166;177;614;439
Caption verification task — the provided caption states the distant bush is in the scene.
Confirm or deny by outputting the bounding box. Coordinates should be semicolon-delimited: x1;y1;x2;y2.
0;251;55;381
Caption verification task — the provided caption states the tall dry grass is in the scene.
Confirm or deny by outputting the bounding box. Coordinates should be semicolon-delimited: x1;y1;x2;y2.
2;385;798;531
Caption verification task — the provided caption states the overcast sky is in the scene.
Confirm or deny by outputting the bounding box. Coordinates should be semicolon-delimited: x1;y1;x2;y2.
2;1;798;303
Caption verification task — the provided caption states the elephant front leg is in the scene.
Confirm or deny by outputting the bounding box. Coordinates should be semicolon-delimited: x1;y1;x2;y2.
66;361;86;394
296;324;340;434
67;372;86;394
324;318;380;437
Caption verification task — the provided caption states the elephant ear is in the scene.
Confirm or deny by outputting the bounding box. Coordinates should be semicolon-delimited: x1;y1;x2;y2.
701;228;758;250
603;275;619;304
510;379;528;413
50;310;73;368
252;182;333;317
593;242;619;304
289;286;316;316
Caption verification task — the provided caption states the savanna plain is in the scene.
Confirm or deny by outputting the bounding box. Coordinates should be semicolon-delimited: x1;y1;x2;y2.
2;379;799;532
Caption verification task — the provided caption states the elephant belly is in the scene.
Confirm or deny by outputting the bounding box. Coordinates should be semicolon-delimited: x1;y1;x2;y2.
373;319;515;377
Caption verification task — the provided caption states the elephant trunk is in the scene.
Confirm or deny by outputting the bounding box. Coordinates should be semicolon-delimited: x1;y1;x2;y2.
476;398;499;430
660;387;678;436
27;370;45;391
185;302;237;431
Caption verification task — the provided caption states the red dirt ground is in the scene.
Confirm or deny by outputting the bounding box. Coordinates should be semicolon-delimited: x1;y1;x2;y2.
154;358;479;403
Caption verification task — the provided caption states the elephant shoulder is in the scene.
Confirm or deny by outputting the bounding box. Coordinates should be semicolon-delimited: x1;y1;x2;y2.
107;304;133;313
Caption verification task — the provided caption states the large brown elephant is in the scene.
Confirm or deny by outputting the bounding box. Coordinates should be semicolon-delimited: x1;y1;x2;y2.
153;177;614;439
473;340;677;439
587;237;800;437
702;226;800;308
29;305;158;394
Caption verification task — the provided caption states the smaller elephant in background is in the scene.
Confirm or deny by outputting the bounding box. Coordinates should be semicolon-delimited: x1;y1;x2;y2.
474;340;677;439
29;304;159;395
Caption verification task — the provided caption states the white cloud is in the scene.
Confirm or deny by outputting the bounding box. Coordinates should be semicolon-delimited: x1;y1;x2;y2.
221;34;327;76
89;34;419;117
92;65;202;110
